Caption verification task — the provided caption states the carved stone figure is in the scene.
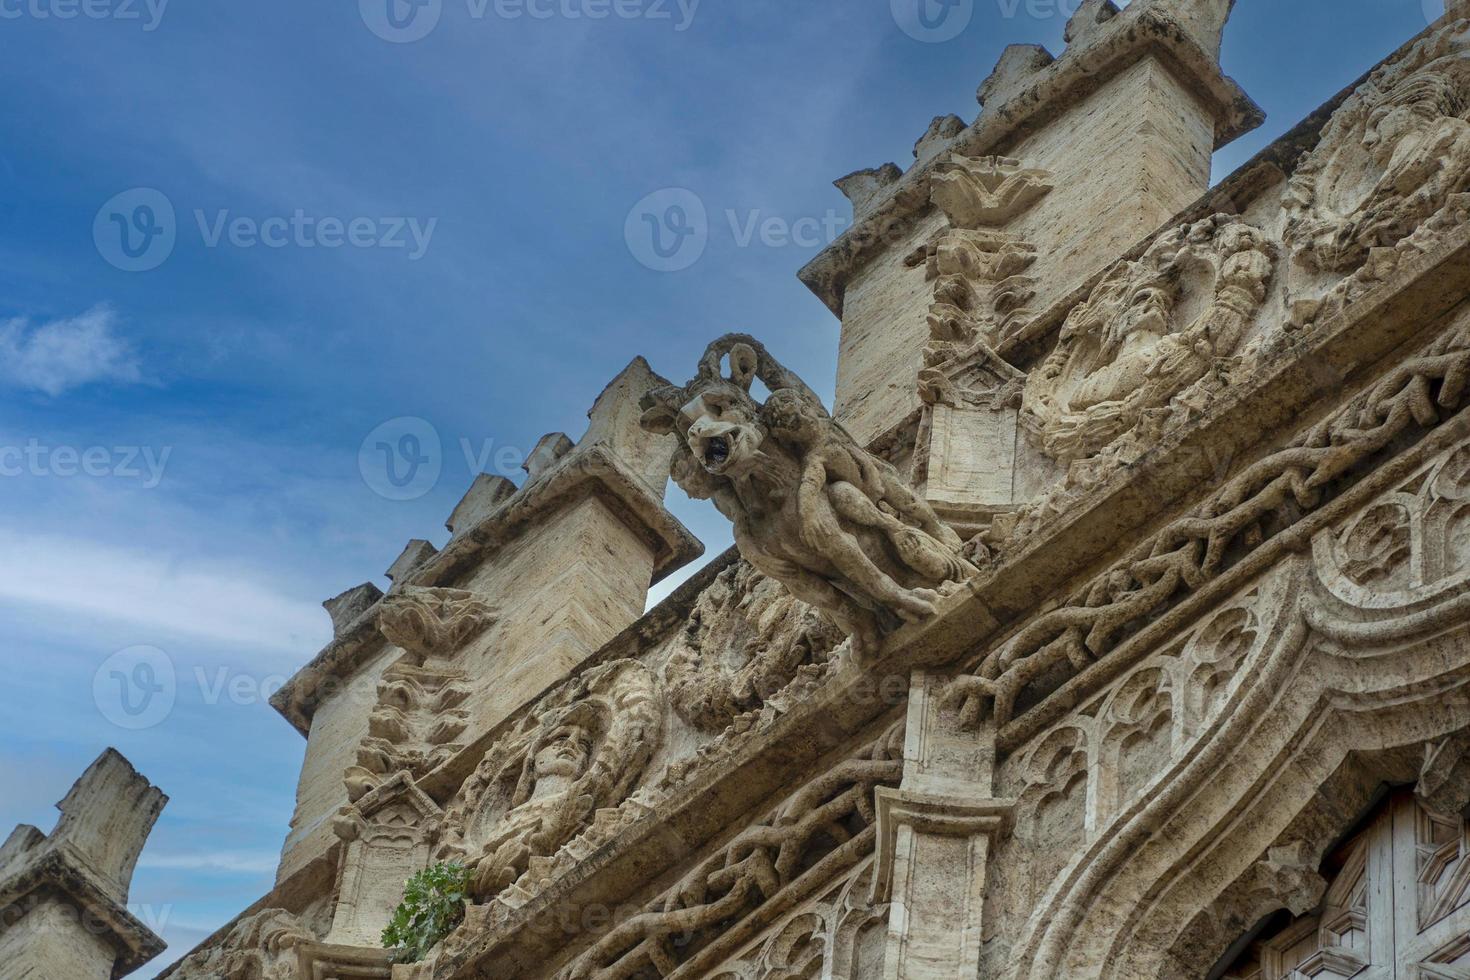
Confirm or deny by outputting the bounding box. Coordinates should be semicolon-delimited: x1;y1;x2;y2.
171;908;314;980
642;335;977;659
438;660;661;901
1285;18;1470;322
665;562;843;733
1022;214;1277;468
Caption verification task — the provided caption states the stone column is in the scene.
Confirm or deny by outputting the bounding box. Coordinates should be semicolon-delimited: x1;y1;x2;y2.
871;673;1014;979
0;750;168;979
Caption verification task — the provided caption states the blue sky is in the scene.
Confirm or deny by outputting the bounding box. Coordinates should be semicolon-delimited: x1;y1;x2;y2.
0;0;1446;973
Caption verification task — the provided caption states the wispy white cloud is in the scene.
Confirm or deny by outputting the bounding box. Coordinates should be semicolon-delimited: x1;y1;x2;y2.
0;530;328;661
0;305;142;396
138;850;280;874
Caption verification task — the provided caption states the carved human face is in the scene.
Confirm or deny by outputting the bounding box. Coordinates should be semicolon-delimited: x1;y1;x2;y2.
1106;279;1173;350
1365;99;1433;168
762;389;822;450
679;382;768;479
533;725;592;781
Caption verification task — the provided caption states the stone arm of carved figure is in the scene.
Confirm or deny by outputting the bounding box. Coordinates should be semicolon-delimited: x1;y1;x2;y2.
793;459;938;626
874;465;966;551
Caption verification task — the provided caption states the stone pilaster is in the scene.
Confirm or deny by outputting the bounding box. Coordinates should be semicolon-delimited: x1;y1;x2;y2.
871;673;1014;979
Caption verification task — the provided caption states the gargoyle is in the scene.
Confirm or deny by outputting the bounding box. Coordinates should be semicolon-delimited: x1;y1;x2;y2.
641;335;977;659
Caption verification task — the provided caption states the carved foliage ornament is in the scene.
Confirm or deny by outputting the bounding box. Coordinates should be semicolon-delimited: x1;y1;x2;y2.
377;586;497;664
170;908;314;980
1022;213;1278;468
951;312;1470;728
438;659;661;902
641;335;977;660
1284;18;1470;322
665;562;843;733
563;723;904;980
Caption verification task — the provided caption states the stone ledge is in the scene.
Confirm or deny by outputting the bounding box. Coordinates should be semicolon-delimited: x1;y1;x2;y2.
423;219;1470;980
0;847;166;977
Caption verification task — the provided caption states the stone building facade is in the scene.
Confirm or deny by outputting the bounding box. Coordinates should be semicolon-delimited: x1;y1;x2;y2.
10;0;1470;977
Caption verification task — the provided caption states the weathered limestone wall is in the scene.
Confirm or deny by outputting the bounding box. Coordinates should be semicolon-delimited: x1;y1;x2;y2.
460;493;660;732
278;640;400;883
0;896;120;980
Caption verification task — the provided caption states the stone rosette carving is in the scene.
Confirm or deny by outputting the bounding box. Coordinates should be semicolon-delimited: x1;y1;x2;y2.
1284;18;1470;325
438;659;661;901
642;335;977;659
1023;213;1278;469
665;562;843;733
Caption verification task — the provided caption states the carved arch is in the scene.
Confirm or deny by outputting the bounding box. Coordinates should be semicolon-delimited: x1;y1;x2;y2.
1004;546;1470;980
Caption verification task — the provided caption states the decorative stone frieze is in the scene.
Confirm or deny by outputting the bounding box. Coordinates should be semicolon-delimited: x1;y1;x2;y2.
438;659;662;903
665;562;843;733
1285;18;1470;326
560;724;904;980
171;908;316;980
955;306;1470;727
1022;213;1277;471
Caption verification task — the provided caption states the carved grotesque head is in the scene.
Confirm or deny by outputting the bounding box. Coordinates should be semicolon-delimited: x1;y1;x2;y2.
642;336;821;490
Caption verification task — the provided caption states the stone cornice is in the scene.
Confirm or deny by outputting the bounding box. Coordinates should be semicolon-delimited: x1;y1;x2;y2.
0;846;166;977
270;443;703;735
798;0;1265;317
429;219;1470;980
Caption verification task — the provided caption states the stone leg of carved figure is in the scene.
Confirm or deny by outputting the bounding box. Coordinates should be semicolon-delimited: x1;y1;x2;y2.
876;469;966;551
827;480;973;594
807;480;940;624
769;562;885;661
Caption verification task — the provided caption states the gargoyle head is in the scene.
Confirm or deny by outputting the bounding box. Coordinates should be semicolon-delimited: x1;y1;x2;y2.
641;335;821;484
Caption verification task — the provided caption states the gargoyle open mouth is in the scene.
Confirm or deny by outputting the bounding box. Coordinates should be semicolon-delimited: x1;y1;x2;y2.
704;436;730;468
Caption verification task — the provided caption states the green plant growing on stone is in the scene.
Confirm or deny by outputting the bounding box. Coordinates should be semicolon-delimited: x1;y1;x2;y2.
382;862;472;964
